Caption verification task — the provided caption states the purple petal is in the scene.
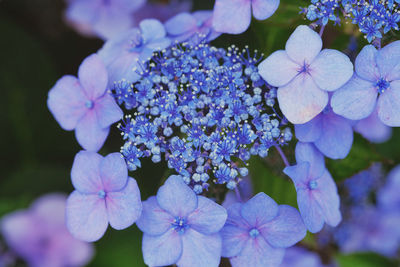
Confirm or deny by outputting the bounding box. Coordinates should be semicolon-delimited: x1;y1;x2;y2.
310;49;353;91
259;205;306;248
252;0;280;20
230;236;285;267
378;165;400;209
240;192;279;227
296;189;324;233
140;19;167;42
30;194;66;225
99;152;128;192
92;8;133;40
156;175;198;217
277;73;328;124
71;151;103;194
106;178;142;230
187;196;227;235
78;54;108;100
221;224;248;258
66;191;108;242
285;25;322;65
75;110;110;152
295;114;322;142
144;37;171;51
105;52;141;84
258;50;299;87
226;203;250;229
295;142;325;179
165;12;196;36
354;109;392;143
355;45;380;82
331;75;377;120
192;10;213;23
212;0;251;34
47;75;88;130
113;0;146;12
377;80;400;126
176;230;222;267
142;229;183;267
376;40;400;81
314;112;354;159
95;94;123;129
136;196;174;235
283;162;311;189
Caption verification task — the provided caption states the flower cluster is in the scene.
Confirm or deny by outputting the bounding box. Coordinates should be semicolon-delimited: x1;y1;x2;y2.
114;42;292;193
303;0;400;42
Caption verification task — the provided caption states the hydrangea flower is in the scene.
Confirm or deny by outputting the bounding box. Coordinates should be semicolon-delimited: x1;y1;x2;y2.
280;247;324;267
65;0;146;40
354;109;392;143
223;175;253;208
212;0;280;34
295;102;354;159
220;192;306;267
136;175;227;267
66;151;142;242
0;194;94;267
47;54;123;152
164;11;220;44
283;142;341;233
331;42;400;126
258;25;353;124
98;19;171;83
378;165;400;211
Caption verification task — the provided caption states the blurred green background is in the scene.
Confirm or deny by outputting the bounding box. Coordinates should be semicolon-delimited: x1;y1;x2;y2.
0;0;399;266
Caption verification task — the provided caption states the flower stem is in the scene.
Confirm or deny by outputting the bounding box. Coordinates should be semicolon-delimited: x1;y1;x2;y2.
319;25;325;37
235;187;243;202
275;146;290;167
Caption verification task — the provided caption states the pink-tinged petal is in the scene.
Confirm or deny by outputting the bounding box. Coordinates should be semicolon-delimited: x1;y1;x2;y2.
177;229;222;267
57;233;94;267
221;225;248;258
99;152;128;192
136;196;174;235
78;54;108;100
106;178;142;230
252;0;280;20
230;236;285;267
314;113;354;159
258;50;299;87
165;13;197;36
95;94;123;128
312;170;341;227
47;75;88;130
331;75;377;120
278;74;328;124
142;229;183;267
355;45;380;82
212;0;251;34
187;196;227;235
285;25;322;65
156;175;198;217
241;192;279;227
75;110;110;152
66;191;108;242
30;194;66;226
377;80;400;126
260;205;306;248
297;189;324;233
354;109;392;143
295;114;322;142
310;49;354;91
376;40;400;81
283;162;311;189
71;151;103;194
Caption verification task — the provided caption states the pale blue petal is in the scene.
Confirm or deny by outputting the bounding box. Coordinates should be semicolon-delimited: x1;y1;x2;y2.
75;110;110;152
99;152;128;192
92;8;133;40
221;225;248;258
355;45;380;82
295;142;325;178
294;114;322;142
283;162;311;189
354;109;392;143
252;0;280;20
226;203;250;229
378;165;400;210
212;0;251;34
240;192;279;227
71;151;103;194
165;12;196;36
95;94;123;129
377;80;400;126
297;188;324;233
376;40;400;81
140;19;166;43
78;54;108;100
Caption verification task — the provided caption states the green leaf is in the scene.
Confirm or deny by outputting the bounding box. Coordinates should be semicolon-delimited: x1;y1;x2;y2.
336;252;397;267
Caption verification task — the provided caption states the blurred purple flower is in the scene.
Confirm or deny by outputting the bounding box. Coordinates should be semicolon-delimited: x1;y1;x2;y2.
221;192;306;267
378;164;400;211
332;42;400;126
98;19;170;84
280;247;324;267
133;0;192;24
354;108;392;143
66;151;142;242
259;25;353;124
284;142;341;233
136;175;227;267
0;194;94;267
47;54;123;152
213;0;280;34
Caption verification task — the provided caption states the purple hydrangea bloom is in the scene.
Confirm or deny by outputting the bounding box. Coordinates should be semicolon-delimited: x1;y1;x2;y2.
47;54;123;152
212;0;280;34
98;19;171;84
280;247;324;267
0;194;94;267
331;42;400;126
221;192;306;267
283;142;341;233
354;108;392;143
133;0;192;24
295;103;354;159
165;11;221;44
65;0;146;40
136;175;227;267
66;151;142;242
258;25;353;124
